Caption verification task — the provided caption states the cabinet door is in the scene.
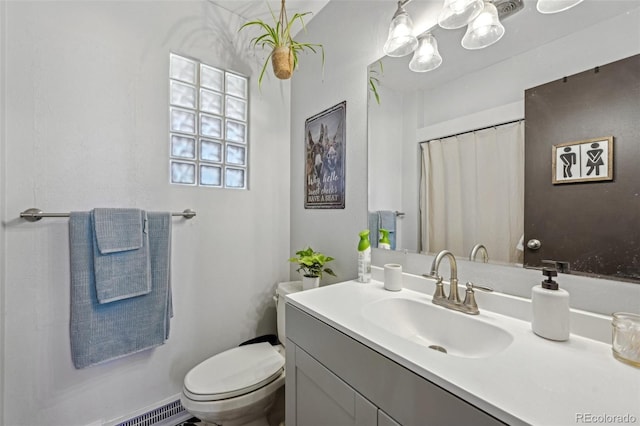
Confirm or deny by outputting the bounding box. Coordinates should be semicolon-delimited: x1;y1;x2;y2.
287;343;377;426
379;410;402;426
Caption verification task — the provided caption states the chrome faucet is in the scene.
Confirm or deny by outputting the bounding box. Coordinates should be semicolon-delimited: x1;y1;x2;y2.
429;250;461;307
423;249;493;315
469;244;489;263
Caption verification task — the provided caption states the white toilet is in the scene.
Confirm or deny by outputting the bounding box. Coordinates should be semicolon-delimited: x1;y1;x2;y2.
180;281;303;426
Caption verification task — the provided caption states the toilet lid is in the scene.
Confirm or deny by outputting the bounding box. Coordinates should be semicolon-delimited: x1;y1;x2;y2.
184;342;284;401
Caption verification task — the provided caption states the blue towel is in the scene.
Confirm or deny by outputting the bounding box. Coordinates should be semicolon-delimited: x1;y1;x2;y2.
69;211;172;369
368;211;379;249
91;209;151;304
93;208;144;253
378;211;397;250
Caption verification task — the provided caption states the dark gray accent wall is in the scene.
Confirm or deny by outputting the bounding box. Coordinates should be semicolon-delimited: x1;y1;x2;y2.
524;54;640;282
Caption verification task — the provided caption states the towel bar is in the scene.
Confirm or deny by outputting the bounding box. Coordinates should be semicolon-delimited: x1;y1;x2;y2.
20;207;196;222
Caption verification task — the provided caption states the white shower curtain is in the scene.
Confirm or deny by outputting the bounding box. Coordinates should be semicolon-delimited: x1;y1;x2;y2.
420;121;524;264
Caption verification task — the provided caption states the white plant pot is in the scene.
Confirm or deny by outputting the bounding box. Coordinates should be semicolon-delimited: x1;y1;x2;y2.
302;275;320;290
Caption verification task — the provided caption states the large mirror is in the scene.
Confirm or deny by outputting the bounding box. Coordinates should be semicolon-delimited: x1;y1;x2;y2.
367;1;640;280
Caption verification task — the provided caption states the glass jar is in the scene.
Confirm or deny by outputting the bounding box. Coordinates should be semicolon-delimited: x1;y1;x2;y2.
612;312;640;368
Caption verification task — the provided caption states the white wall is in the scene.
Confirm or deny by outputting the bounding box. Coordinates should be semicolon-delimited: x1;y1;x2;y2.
368;86;419;252
368;86;405;248
1;1;291;424
289;1;392;283
0;0;7;420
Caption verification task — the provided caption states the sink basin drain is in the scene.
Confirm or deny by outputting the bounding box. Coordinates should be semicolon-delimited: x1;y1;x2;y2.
428;345;447;354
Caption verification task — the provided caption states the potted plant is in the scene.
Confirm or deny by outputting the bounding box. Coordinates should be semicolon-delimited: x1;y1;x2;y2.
239;0;324;86
288;247;336;290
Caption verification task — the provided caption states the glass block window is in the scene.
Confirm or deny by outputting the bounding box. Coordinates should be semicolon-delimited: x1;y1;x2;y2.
169;53;248;189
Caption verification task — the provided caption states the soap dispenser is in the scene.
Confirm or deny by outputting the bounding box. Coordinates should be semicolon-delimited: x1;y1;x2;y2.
357;230;371;283
531;267;570;341
379;229;391;250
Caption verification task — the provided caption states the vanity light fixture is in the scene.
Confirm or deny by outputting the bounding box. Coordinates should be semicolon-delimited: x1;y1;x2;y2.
536;0;585;14
409;33;443;72
383;0;419;57
384;0;582;74
438;0;485;29
461;1;505;50
383;0;523;73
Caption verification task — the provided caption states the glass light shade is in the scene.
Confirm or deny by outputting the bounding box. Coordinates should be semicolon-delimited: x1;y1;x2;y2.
536;0;584;14
461;2;505;50
383;7;418;57
409;34;443;73
438;0;484;29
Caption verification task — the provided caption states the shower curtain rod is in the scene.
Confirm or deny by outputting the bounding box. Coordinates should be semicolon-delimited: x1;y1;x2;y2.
19;208;197;222
418;118;524;144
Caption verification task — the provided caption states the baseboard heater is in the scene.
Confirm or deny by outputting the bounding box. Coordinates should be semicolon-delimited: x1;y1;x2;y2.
104;395;192;426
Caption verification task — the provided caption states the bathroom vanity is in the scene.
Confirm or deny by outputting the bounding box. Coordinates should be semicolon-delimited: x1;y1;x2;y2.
284;268;640;426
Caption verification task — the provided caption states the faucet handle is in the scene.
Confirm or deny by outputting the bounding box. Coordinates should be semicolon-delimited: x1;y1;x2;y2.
423;273;446;300
422;272;442;282
465;282;493;293
462;282;493;315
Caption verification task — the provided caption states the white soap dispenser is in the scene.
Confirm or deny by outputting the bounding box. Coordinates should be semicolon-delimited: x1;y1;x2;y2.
531;267;570;341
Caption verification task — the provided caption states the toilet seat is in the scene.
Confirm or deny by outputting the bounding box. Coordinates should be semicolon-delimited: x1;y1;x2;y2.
183;342;284;402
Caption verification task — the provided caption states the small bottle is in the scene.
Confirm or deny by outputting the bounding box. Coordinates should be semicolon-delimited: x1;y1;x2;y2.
379;229;391;250
531;268;570;341
357;230;371;283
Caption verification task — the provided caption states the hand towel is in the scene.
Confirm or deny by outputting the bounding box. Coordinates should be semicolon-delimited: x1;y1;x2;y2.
93;208;144;253
368;211;379;249
91;209;151;304
378;210;397;250
70;211;172;369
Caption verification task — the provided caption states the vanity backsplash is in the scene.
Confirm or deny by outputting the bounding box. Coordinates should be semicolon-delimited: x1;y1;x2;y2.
372;249;640;317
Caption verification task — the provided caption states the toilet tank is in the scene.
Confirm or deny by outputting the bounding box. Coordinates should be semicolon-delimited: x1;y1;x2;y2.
275;281;303;346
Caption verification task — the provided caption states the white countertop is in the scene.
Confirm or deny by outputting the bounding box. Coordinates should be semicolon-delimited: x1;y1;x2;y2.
286;272;640;426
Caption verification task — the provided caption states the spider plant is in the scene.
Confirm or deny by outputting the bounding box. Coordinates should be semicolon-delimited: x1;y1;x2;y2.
239;0;324;86
368;60;384;105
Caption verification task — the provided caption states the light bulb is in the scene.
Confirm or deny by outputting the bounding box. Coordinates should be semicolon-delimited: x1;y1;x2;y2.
383;2;418;57
409;34;443;73
438;0;484;29
461;2;504;50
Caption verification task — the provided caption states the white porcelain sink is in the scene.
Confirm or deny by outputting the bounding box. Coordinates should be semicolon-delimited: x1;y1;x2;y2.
361;297;514;359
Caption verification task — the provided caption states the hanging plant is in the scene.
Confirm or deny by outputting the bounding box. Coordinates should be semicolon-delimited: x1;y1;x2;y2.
368;60;384;105
239;0;324;86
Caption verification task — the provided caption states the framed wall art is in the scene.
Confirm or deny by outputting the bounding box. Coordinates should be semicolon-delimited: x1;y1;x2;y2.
304;101;346;209
552;136;613;184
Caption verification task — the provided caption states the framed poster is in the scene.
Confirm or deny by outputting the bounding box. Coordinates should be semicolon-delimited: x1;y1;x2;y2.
552;136;613;184
304;101;346;209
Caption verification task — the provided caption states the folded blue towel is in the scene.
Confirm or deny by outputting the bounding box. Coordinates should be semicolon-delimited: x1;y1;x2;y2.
70;211;172;369
378;211;397;250
91;209;151;304
93;208;144;253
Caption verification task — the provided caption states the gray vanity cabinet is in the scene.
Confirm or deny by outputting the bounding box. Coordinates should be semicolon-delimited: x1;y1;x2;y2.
287;343;378;425
285;303;505;426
